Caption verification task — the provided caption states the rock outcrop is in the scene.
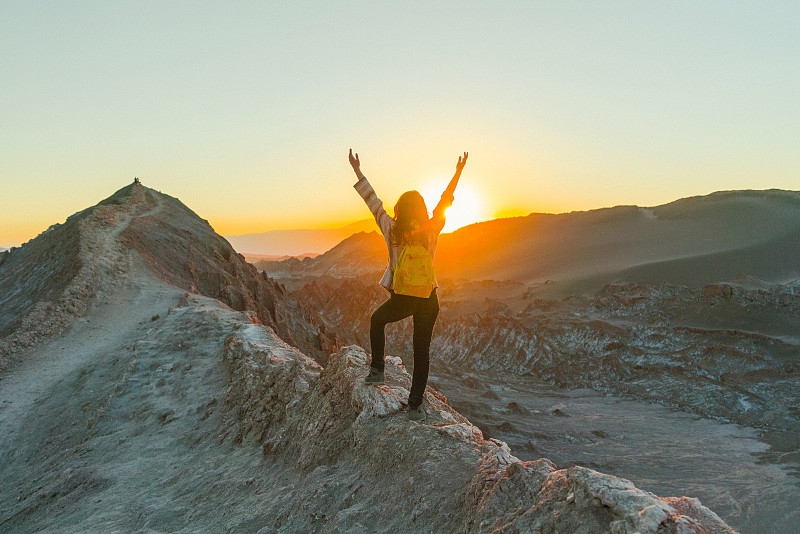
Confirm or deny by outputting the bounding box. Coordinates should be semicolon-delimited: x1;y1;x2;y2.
282;274;800;452
222;325;735;533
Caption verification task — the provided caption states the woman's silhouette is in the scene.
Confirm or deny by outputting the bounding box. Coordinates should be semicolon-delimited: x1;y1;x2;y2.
349;149;468;422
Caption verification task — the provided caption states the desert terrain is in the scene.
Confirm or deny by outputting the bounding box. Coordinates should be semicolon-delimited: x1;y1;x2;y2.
0;184;743;533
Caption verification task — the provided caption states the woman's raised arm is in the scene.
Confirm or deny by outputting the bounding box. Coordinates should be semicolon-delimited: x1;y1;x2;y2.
350;149;393;237
431;152;468;230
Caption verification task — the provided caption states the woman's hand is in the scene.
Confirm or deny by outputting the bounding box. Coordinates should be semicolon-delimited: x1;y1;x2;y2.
349;148;362;175
443;151;468;195
455;151;468;175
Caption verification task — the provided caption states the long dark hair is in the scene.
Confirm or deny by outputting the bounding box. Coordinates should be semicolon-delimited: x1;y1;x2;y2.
390;190;430;248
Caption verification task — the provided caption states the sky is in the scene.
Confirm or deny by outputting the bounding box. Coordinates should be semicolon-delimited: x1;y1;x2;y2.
1;1;799;247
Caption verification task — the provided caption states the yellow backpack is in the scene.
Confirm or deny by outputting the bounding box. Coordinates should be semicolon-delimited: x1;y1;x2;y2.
393;244;436;298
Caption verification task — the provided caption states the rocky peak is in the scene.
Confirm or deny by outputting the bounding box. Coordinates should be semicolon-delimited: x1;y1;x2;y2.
0;182;338;370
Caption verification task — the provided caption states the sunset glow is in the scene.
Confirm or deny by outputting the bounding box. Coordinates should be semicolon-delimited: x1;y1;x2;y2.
1;4;799;250
422;182;488;234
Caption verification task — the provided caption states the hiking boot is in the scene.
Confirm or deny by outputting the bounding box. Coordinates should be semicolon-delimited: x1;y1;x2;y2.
364;367;385;386
408;405;427;422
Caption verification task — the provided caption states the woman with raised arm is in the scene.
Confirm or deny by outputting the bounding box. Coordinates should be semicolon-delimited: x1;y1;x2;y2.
349;148;468;422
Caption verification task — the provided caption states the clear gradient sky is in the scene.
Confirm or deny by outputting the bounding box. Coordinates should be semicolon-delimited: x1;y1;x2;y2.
2;2;798;247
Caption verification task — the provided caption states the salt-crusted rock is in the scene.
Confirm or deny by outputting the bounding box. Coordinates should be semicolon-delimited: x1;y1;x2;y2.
222;325;736;533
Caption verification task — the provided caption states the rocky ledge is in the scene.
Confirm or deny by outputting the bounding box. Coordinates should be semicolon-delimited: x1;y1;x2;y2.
222;324;735;533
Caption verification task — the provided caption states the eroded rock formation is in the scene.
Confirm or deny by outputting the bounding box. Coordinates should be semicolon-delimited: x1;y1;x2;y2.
284;274;800;453
222;325;735;533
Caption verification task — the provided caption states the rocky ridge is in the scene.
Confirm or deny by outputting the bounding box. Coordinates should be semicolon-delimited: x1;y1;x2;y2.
0;186;139;369
222;324;734;533
0;184;338;372
115;184;339;363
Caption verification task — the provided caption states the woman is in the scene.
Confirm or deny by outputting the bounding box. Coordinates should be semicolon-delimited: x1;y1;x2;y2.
349;148;468;422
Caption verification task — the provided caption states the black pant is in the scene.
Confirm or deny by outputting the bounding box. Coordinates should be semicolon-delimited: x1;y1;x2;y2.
369;289;439;409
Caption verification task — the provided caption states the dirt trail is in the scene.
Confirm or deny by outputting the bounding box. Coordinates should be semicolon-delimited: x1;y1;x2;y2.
0;191;167;430
0;261;179;438
0;261;247;533
0;252;263;532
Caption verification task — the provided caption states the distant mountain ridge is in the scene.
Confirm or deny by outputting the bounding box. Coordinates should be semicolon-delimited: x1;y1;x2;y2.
225;218;375;256
253;230;386;280
264;189;800;295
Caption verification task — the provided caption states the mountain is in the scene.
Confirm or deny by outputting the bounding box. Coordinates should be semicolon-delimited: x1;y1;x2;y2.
0;183;337;369
225;218;375;256
241;252;320;264
0;182;736;533
439;189;800;294
267;189;800;296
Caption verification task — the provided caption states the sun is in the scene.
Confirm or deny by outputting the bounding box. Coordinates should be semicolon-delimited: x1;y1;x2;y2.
422;181;488;233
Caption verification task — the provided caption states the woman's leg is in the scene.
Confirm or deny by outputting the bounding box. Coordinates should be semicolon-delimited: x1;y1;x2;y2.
408;291;440;408
369;293;414;371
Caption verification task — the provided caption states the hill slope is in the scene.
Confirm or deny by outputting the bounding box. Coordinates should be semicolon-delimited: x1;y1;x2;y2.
0;184;337;370
266;189;800;295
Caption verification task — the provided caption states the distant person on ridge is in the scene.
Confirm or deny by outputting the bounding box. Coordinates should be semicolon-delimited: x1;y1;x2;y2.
349;148;468;422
